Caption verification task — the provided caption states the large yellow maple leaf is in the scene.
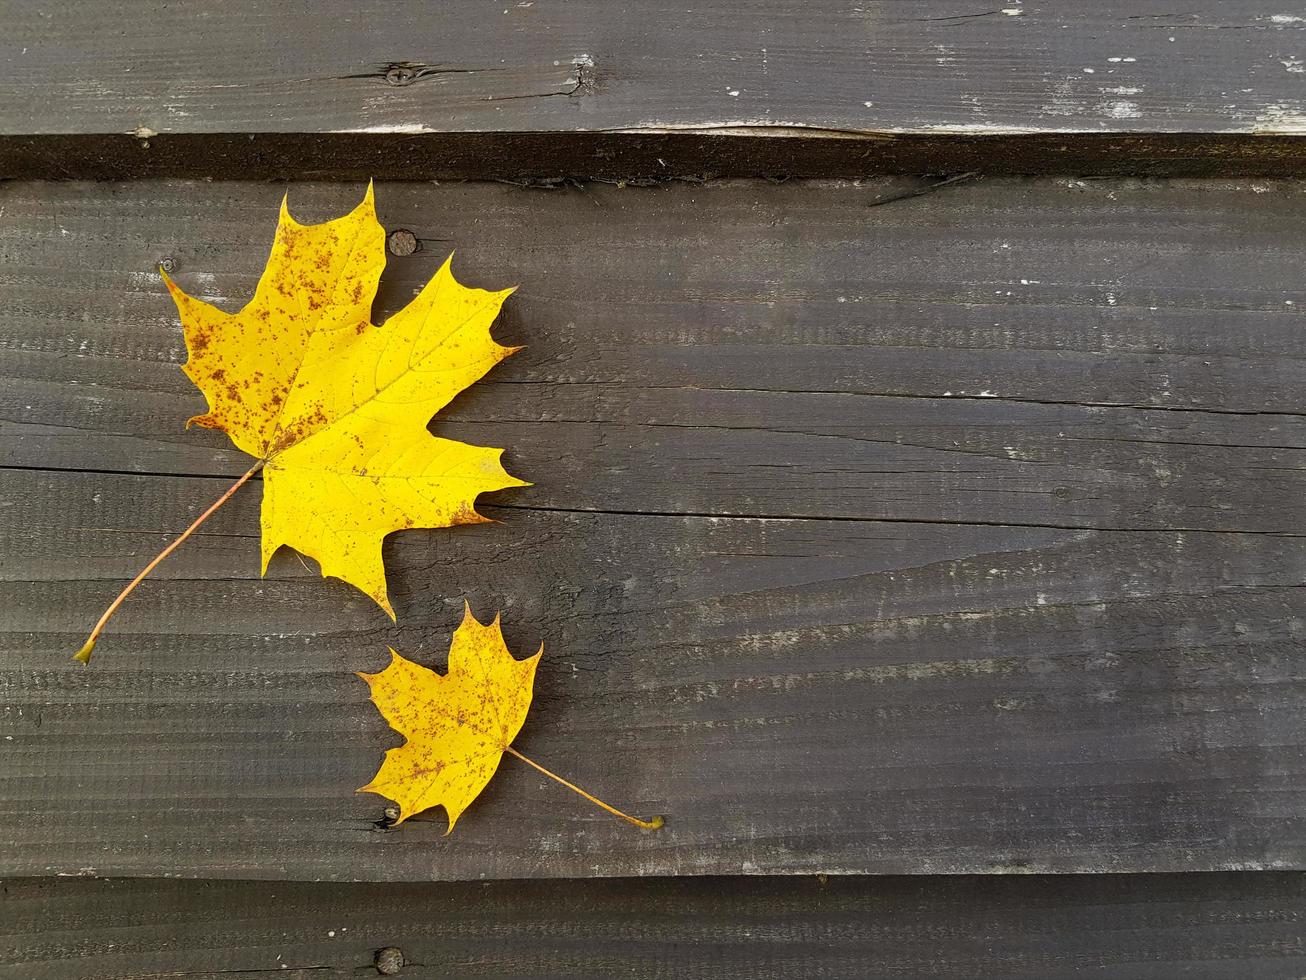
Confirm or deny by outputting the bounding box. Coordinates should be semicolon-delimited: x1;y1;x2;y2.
168;185;526;616
360;606;664;833
76;185;525;661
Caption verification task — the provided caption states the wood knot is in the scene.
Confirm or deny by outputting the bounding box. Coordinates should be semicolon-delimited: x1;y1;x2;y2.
384;65;417;86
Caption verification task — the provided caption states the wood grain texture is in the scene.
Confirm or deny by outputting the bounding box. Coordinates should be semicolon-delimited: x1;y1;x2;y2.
2;177;1305;880
6;178;1306;523
5;2;1306;178
5;873;1306;979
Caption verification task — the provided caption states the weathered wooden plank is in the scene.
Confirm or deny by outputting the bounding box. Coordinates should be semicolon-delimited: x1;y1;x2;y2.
2;175;1306;878
4;873;1306;979
4;178;1306;532
5;2;1306;178
4;465;1305;878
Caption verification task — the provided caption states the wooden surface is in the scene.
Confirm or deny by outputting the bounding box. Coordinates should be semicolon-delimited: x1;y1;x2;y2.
5;873;1306;979
2;176;1305;881
6;2;1306;178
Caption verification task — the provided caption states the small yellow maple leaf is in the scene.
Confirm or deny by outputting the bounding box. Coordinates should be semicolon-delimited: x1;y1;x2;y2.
77;185;527;661
360;606;541;832
360;606;664;833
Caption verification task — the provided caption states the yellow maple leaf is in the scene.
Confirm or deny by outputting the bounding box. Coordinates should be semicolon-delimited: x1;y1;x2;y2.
360;606;664;833
76;185;526;662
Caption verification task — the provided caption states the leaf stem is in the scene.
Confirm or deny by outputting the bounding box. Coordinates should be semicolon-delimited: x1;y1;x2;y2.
74;460;265;665
504;745;664;831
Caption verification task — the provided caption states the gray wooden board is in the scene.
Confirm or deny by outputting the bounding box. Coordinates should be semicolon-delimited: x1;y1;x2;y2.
1;176;1305;880
4;873;1306;979
6;2;1306;178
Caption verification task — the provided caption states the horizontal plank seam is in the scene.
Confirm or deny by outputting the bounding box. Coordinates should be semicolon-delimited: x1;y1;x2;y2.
4;462;1303;539
8;132;1306;181
7;413;1306;456
491;502;1306;538
14;126;1306;141
483;380;1306;419
0;463;267;483
446;417;1306;455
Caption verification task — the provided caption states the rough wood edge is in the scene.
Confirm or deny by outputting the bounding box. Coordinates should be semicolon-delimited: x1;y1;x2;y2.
5;131;1306;181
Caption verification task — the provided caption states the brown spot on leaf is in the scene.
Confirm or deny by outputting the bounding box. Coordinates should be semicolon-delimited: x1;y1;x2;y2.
179;189;527;637
451;502;481;526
